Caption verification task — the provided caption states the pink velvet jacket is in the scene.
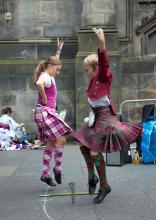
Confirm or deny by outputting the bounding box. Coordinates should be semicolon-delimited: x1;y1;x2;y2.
87;49;116;115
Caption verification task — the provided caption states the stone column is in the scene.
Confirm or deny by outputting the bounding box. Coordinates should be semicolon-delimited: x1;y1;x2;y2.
81;0;116;27
75;0;122;129
75;29;122;129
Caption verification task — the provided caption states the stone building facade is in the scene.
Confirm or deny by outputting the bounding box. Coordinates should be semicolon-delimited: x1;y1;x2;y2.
0;0;156;132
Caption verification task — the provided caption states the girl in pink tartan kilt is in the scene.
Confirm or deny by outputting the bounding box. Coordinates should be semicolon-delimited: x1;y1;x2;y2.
33;39;72;186
73;28;142;204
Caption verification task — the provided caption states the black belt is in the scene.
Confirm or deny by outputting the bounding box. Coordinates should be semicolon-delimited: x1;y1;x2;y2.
92;105;110;114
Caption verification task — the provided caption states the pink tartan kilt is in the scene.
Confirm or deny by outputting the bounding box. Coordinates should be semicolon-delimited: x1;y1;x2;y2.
73;106;142;153
33;106;72;142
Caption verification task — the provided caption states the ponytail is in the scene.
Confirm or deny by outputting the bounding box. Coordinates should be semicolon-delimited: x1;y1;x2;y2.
34;60;46;84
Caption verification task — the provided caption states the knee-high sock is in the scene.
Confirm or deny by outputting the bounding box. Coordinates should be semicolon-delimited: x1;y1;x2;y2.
92;153;108;190
80;146;94;179
54;144;64;174
42;147;53;178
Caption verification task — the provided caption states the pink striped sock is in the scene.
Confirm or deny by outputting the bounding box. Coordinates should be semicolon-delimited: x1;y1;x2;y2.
54;145;64;174
42;147;53;178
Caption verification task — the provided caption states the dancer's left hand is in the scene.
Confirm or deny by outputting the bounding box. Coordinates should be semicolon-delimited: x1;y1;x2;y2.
92;27;106;50
92;27;105;43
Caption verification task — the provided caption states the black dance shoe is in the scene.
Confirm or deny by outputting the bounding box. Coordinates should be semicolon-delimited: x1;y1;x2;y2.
88;175;99;195
53;168;62;184
40;175;56;186
93;185;111;204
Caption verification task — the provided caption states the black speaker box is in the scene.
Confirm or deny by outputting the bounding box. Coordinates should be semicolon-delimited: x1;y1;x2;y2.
142;104;155;122
106;146;132;166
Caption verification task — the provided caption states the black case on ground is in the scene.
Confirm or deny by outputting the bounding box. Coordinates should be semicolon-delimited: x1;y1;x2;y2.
106;145;132;166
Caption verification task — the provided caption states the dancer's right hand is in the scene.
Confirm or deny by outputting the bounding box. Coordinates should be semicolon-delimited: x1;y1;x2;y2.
42;96;47;105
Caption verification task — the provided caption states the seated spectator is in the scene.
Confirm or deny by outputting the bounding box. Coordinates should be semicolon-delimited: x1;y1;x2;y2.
0;107;24;142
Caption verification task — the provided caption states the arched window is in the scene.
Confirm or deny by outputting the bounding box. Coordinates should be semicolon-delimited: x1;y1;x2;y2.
147;29;156;54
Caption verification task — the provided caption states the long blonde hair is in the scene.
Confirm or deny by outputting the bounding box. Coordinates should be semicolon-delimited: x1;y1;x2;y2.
34;56;61;83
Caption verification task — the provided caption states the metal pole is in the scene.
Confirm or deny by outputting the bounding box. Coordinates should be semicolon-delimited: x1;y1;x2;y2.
68;182;76;204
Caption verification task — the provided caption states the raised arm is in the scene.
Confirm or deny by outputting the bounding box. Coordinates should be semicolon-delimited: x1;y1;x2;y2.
55;38;64;59
92;27;112;82
92;27;106;52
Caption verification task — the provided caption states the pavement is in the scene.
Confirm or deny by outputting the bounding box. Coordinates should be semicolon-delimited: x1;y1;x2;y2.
0;144;156;220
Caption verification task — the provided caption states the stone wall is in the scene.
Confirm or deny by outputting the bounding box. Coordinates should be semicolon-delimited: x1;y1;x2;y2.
0;0;82;38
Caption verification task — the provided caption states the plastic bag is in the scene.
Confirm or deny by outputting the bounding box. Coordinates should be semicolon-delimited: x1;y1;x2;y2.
141;121;156;164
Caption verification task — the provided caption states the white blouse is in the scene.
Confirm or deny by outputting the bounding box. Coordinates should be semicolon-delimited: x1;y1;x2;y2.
37;72;55;88
88;95;110;107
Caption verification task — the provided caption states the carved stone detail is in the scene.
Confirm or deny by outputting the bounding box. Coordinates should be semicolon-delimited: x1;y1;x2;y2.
136;10;156;34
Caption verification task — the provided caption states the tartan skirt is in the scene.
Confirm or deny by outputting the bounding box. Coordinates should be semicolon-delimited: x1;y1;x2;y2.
73;106;142;153
33;106;72;142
